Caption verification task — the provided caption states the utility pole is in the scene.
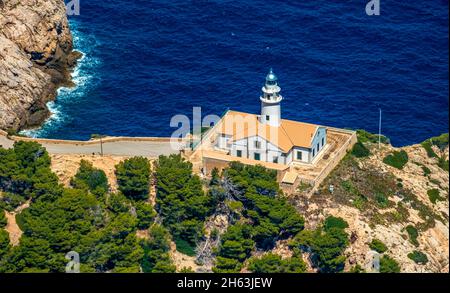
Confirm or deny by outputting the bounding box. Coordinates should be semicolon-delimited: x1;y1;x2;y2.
378;108;382;149
100;137;104;156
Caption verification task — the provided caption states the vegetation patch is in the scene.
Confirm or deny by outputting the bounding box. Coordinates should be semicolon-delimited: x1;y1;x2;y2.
115;157;151;201
324;216;349;230
427;189;444;204
407;251;428;265
174;237;196;257
155;154;214;249
383;150;408;170
405;225;419;246
212;162;305;272
291;216;349;273
421;133;448;158
380;255;401;273
0;210;6;228
0;141;166;273
356;129;389;144
0;192;26;212
421;166;431;177
318;153;444;230
141;225;176;273
369;239;388;253
351;141;370;158
70;160;108;197
421;134;449;172
213;224;255;273
248;252;306;273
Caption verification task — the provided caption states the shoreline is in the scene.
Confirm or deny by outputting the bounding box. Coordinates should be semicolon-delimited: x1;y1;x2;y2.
0;0;82;132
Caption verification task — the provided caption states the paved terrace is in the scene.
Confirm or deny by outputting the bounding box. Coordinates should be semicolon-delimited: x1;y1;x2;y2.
0;130;182;157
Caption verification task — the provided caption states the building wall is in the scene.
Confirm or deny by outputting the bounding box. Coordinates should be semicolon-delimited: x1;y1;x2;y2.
260;101;281;127
309;127;327;161
292;146;310;163
228;136;286;164
217;134;231;149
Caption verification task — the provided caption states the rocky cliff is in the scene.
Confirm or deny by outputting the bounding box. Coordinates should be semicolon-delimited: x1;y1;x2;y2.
297;135;449;273
0;0;80;131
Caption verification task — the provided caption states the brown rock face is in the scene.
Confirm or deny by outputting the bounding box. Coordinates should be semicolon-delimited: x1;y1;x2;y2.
0;0;80;131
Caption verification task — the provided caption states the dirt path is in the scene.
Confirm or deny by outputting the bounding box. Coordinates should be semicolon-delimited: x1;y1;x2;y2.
4;200;30;246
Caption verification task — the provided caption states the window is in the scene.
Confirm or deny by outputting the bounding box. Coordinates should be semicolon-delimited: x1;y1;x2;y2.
317;143;320;152
236;150;242;157
254;141;261;149
254;153;261;161
322;137;324;147
266;115;270;121
273;156;278;163
313;149;315;157
296;151;302;161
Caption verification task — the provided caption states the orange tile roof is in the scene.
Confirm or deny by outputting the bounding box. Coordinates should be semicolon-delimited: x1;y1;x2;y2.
217;110;320;152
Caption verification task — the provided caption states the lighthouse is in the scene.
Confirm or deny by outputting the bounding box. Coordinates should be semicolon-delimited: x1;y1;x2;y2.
260;68;283;127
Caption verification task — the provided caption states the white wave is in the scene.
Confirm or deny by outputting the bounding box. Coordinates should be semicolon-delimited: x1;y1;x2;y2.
20;19;101;138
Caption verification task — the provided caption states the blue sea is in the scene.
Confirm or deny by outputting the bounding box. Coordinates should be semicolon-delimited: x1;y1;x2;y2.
23;0;449;146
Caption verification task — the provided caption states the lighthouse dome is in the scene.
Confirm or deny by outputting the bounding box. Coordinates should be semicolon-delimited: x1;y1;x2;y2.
265;68;278;85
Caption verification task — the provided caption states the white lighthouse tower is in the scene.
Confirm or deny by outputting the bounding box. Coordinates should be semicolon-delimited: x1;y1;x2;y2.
260;68;283;127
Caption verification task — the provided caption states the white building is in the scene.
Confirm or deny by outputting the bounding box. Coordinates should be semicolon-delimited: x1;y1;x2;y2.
214;69;327;165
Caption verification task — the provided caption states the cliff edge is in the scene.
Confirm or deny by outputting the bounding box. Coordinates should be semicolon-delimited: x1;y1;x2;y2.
0;0;80;131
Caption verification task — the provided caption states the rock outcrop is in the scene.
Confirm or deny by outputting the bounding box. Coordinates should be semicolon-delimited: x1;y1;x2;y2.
0;0;80;131
298;140;449;273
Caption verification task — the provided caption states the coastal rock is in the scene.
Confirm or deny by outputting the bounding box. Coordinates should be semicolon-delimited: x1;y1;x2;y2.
0;0;79;131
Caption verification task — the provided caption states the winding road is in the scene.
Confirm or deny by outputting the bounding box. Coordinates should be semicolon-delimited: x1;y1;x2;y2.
0;133;182;157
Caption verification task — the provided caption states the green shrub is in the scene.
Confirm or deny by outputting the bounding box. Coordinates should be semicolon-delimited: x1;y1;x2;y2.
141;225;176;273
135;202;156;230
383;150;408;170
174;237;196;256
405;225;419;246
115;157;151;201
369;239;388;253
324;216;349;231
0;210;6;228
0;229;11;257
421;134;449;170
71;160;108;196
380;255;400;273
351;142;370;158
155;154;213;247
421;140;438;158
0;193;26;212
375;192;390;208
349;264;365;273
421;166;431;176
291;221;349;273
437;157;449;172
353;195;367;210
407;251;428;264
341;180;358;195
248;253;306;273
421;134;449;158
356;130;389;144
427;189;443;204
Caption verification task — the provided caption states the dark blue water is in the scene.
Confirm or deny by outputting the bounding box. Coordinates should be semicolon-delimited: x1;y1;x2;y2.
25;0;449;146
